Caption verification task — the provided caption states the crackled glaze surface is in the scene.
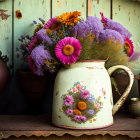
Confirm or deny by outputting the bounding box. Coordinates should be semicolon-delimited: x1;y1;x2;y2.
52;61;134;129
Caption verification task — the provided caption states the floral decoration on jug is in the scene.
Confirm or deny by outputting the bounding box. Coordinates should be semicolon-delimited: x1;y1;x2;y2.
62;82;106;123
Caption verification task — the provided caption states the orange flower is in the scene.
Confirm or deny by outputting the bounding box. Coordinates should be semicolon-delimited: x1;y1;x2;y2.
63;45;74;56
34;27;41;35
16;10;22;19
49;21;61;30
73;110;81;115
57;11;81;26
77;101;87;111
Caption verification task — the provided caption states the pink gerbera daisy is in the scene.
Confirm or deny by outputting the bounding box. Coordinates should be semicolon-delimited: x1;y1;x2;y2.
45;17;61;30
124;37;134;57
45;17;57;29
55;37;82;64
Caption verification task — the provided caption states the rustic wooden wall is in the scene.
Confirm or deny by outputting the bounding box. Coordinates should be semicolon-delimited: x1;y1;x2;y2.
0;0;140;114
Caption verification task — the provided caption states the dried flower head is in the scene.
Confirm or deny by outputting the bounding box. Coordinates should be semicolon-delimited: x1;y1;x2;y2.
57;11;81;26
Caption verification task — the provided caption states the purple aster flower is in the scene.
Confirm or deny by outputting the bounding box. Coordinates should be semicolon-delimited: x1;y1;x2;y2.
33;21;37;24
20;35;25;40
71;16;104;40
99;29;124;45
39;18;42;21
86;16;104;39
64;95;74;106
20;44;24;48
66;108;73;115
74;115;81;122
88;94;95;102
36;29;53;45
16;53;20;58
30;45;52;76
88;109;94;115
80;116;87;122
80;90;90;99
105;18;132;39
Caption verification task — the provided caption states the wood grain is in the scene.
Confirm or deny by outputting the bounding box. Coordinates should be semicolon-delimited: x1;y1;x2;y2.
0;0;12;66
52;0;87;19
1;135;140;140
88;0;111;18
14;0;51;70
112;0;140;97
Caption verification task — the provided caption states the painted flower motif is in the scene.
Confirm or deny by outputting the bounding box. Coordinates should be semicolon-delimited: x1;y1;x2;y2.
74;115;81;122
62;82;106;123
80;90;90;99
30;45;52;76
73;88;78;93
73;110;81;115
102;89;106;96
55;37;82;64
45;17;61;30
64;95;74;106
77;84;83;89
16;10;22;19
80;116;87;122
96;103;100;108
66;108;73;115
88;109;94;115
57;11;81;26
36;29;53;45
124;37;134;57
77;101;87;111
88;94;95;102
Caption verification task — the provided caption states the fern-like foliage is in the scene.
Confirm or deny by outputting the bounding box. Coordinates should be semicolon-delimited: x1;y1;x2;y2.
77;35;135;69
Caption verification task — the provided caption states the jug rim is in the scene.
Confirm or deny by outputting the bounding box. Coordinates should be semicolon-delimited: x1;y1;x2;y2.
78;59;106;63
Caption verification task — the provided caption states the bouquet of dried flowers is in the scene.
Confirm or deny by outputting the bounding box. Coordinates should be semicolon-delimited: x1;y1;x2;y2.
17;11;140;76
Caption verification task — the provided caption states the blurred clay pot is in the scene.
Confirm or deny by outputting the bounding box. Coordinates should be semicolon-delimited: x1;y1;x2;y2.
135;75;140;96
0;59;10;93
129;98;140;118
17;70;51;101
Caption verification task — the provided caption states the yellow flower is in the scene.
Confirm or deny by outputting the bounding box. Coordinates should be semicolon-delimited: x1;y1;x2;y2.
57;11;81;26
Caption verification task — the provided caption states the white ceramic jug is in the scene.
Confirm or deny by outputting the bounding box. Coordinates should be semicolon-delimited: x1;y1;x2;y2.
52;60;134;129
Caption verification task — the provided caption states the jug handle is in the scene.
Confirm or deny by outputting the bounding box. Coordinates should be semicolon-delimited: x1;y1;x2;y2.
108;65;134;116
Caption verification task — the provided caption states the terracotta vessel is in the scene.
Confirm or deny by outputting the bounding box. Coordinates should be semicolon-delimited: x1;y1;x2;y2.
52;60;134;129
129;98;140;118
0;59;9;93
17;70;51;101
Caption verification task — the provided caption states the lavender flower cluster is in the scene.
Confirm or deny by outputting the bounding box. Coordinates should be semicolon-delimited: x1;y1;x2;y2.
71;16;132;45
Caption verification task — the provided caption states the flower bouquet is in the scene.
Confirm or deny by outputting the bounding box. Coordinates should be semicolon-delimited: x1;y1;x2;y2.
17;11;139;76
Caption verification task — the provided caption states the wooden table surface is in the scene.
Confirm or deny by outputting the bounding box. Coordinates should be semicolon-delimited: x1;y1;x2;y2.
0;113;139;139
